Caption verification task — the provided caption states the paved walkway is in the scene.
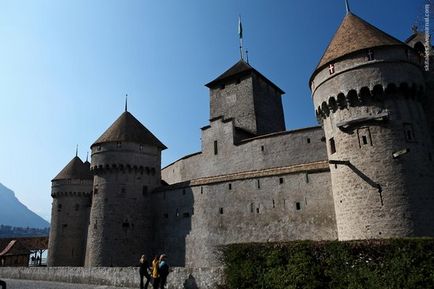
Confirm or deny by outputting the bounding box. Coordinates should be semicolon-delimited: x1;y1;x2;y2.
1;279;136;289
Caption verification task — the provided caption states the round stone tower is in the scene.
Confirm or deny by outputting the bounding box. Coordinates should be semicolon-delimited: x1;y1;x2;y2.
47;155;93;266
84;109;166;267
310;12;434;240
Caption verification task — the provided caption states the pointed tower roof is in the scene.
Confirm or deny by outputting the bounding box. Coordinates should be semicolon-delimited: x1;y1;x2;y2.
92;111;166;149
316;13;406;70
52;156;93;181
205;60;284;94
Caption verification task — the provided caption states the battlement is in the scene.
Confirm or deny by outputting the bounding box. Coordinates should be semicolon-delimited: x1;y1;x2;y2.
316;82;425;121
51;191;91;198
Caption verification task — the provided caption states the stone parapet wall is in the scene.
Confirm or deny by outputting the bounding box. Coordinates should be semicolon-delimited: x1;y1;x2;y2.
0;266;224;289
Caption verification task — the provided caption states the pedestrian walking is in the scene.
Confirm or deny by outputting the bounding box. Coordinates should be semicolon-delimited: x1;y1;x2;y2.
139;255;151;289
158;254;169;289
151;255;160;289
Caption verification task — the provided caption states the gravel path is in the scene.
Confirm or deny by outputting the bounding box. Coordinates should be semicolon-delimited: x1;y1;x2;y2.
1;279;136;289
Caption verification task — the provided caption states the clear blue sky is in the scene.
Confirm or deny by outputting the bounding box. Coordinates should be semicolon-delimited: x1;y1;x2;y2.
0;0;427;221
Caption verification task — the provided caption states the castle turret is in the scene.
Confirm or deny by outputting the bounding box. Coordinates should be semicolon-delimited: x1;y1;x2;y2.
47;155;93;266
85;110;166;267
310;12;434;240
206;60;285;137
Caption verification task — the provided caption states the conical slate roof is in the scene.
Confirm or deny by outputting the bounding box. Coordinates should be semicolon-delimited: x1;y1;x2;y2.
52;156;93;181
316;13;406;70
205;60;285;94
92;111;166;149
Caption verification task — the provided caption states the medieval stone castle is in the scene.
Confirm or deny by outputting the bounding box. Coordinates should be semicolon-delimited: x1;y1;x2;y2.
47;10;434;268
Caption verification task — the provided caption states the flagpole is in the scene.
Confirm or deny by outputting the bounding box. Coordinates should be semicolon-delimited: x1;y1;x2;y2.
238;16;244;60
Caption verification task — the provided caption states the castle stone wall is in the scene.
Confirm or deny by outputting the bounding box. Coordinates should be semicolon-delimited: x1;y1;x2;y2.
0;266;224;289
312;46;434;240
162;121;327;184
47;179;92;267
85;142;162;267
154;162;336;267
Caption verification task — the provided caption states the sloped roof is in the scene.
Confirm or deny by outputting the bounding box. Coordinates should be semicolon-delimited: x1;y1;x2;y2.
52;156;93;181
92;111;166;149
0;240;30;256
316;12;406;70
205;60;285;94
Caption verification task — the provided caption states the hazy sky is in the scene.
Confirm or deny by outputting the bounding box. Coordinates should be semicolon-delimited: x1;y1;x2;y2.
0;0;427;222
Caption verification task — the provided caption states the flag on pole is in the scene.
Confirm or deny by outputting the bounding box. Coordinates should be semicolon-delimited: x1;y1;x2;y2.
238;16;243;40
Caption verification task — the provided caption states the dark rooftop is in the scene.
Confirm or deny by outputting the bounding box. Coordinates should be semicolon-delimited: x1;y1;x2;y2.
52;156;93;181
92;111;166;149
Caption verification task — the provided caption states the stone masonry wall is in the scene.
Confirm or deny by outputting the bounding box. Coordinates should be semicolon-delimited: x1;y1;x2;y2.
312;46;434;240
0;266;224;289
48;179;92;267
162;122;327;184
153;161;336;268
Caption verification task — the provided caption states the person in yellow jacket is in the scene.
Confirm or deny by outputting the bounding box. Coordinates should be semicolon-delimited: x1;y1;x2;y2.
151;255;160;289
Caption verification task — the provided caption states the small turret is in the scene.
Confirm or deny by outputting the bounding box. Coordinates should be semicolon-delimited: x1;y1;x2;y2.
47;155;93;266
85;110;166;267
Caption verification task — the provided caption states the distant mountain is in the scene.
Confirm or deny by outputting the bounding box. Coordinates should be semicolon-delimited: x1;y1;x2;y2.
0;182;49;229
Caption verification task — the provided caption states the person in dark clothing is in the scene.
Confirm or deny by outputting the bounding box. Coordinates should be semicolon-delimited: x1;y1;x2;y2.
139;255;151;289
0;279;6;289
158;254;169;289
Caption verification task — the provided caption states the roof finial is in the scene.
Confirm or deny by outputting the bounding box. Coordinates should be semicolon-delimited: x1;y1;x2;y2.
238;15;244;60
86;151;89;162
76;144;79;157
345;0;351;14
125;94;128;112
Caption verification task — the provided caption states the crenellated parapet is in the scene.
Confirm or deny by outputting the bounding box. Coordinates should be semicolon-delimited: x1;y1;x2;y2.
51;191;92;198
316;82;425;121
90;163;157;175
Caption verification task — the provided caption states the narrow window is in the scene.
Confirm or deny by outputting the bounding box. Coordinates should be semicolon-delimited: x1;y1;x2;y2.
228;183;232;190
329;138;336;154
403;123;416;142
57;204;62;212
122;222;129;228
97;146;101;151
200;187;203;194
272;200;275;208
305;173;309;183
257;179;260;189
121;187;126;194
279;177;284;184
261;145;264;152
367;49;375;61
296;202;301;210
329;64;335;75
219;208;224;214
357;127;372;147
183;212;190;218
142;186;148;196
250;203;254;213
256;208;260;214
214;141;218;155
307;138;311;144
182;189;186;195
176;208;180;217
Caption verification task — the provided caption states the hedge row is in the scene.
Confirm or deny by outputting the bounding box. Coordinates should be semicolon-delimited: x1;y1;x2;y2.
220;238;434;289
